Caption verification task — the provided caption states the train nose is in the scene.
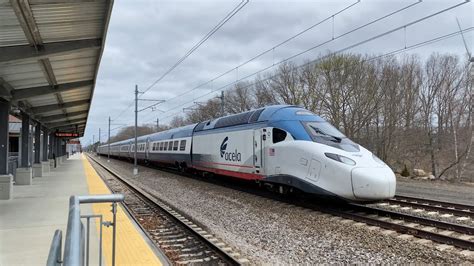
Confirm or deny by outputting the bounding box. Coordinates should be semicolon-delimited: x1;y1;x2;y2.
351;167;396;200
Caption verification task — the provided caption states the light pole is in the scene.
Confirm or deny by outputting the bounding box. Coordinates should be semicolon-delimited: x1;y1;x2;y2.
98;128;101;157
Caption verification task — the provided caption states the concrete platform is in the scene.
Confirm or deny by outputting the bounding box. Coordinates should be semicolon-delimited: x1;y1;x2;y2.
0;153;164;265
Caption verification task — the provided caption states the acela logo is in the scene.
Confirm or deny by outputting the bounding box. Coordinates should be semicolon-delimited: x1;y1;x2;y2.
220;136;241;162
220;137;228;158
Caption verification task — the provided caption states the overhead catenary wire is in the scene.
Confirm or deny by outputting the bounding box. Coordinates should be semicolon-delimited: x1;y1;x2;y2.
110;26;472;139
137;0;407;124
120;0;387;125
152;26;473;124
159;0;365;104
110;0;249;122
137;0;430;125
141;0;249;94
145;0;469;123
105;0;470;138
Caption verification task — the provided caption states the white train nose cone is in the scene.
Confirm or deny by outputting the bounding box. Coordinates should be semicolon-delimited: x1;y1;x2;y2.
351;167;396;200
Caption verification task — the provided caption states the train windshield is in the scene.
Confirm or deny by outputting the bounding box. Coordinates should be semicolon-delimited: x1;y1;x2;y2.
303;122;359;152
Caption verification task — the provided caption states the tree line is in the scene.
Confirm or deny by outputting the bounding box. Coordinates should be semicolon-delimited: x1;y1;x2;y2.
111;53;473;181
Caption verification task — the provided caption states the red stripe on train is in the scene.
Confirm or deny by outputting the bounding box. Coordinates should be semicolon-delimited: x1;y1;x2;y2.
197;161;254;169
193;165;264;180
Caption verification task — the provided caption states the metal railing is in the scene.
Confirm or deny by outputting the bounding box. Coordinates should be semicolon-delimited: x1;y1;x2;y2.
47;194;125;266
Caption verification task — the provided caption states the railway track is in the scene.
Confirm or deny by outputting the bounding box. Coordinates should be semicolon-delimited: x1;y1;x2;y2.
87;155;246;265
333;203;474;251
95;154;474;253
385;195;474;219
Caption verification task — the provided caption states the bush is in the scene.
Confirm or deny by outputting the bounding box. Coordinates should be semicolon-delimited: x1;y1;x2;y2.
401;164;410;177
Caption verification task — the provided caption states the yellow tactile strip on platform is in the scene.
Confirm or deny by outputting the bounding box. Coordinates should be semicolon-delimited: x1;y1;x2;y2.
81;155;162;266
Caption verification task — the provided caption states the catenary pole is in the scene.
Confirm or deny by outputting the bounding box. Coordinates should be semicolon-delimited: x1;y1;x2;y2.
108;116;111;162
98;128;101;157
134;85;138;175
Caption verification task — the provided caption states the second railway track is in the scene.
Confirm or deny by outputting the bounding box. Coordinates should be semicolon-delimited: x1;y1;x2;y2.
385;195;474;219
87;155;247;265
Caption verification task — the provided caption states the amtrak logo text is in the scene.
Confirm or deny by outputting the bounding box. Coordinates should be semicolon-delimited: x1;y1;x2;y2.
220;136;241;162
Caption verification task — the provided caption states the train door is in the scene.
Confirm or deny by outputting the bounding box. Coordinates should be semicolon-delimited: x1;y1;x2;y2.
253;128;266;174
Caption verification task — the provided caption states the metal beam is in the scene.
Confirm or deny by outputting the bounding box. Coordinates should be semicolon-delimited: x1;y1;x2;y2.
29;99;89;114
11;80;93;101
0;39;102;64
0;100;10;174
0;78;13;100
20;112;31;167
42;127;48;162
10;0;41;45
39;110;89;123
53;124;86;131
52;126;85;135
47;119;87;129
34;123;41;163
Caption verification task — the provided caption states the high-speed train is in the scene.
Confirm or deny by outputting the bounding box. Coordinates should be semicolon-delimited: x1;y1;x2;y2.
98;105;396;201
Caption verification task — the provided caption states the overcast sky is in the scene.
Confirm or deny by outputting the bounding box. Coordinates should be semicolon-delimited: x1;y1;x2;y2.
82;0;473;144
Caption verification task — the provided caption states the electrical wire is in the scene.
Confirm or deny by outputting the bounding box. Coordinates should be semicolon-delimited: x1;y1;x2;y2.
141;0;249;94
147;1;468;122
137;0;425;124
152;26;473;123
110;0;249;121
106;0;470;137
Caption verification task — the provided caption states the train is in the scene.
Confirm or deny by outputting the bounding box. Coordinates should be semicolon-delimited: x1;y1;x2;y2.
97;105;396;201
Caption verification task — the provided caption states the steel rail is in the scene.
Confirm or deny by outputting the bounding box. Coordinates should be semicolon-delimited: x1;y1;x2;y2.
348;204;474;235
319;206;474;251
86;155;242;265
389;195;474;218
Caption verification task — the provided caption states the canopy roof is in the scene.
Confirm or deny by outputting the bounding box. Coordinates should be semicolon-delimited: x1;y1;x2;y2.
0;0;114;136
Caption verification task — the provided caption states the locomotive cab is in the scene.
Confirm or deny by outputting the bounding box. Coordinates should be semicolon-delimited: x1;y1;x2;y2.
260;106;396;201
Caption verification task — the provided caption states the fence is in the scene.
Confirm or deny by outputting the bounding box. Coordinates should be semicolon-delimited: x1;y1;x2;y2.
47;194;124;266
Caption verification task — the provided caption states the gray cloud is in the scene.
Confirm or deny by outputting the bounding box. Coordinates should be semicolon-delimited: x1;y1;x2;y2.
83;0;473;144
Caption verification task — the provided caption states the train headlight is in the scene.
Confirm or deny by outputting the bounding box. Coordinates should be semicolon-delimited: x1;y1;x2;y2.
324;153;356;166
372;153;387;166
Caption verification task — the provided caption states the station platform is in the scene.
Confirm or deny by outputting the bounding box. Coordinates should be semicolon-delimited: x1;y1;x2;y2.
0;153;164;265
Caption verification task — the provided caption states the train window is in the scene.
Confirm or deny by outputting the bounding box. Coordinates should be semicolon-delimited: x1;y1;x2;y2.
179;140;186;151
163;142;167;151
273;128;287;143
168;141;173;151
160;142;164;151
173;140;179;151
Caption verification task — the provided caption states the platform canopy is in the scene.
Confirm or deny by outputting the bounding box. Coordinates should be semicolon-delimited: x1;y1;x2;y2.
0;0;114;136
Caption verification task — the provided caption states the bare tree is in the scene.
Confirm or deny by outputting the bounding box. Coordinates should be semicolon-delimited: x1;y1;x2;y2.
225;82;255;114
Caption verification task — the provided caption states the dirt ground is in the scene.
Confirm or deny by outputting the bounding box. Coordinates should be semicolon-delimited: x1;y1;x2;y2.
396;177;474;205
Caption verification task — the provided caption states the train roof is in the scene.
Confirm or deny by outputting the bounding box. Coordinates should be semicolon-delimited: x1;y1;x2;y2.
102;105;324;147
194;105;324;132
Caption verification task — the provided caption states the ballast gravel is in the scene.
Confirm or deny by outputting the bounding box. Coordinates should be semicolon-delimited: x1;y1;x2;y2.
97;157;473;264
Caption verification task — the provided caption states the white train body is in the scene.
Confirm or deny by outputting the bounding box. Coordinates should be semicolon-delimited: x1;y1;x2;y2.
98;105;396;201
